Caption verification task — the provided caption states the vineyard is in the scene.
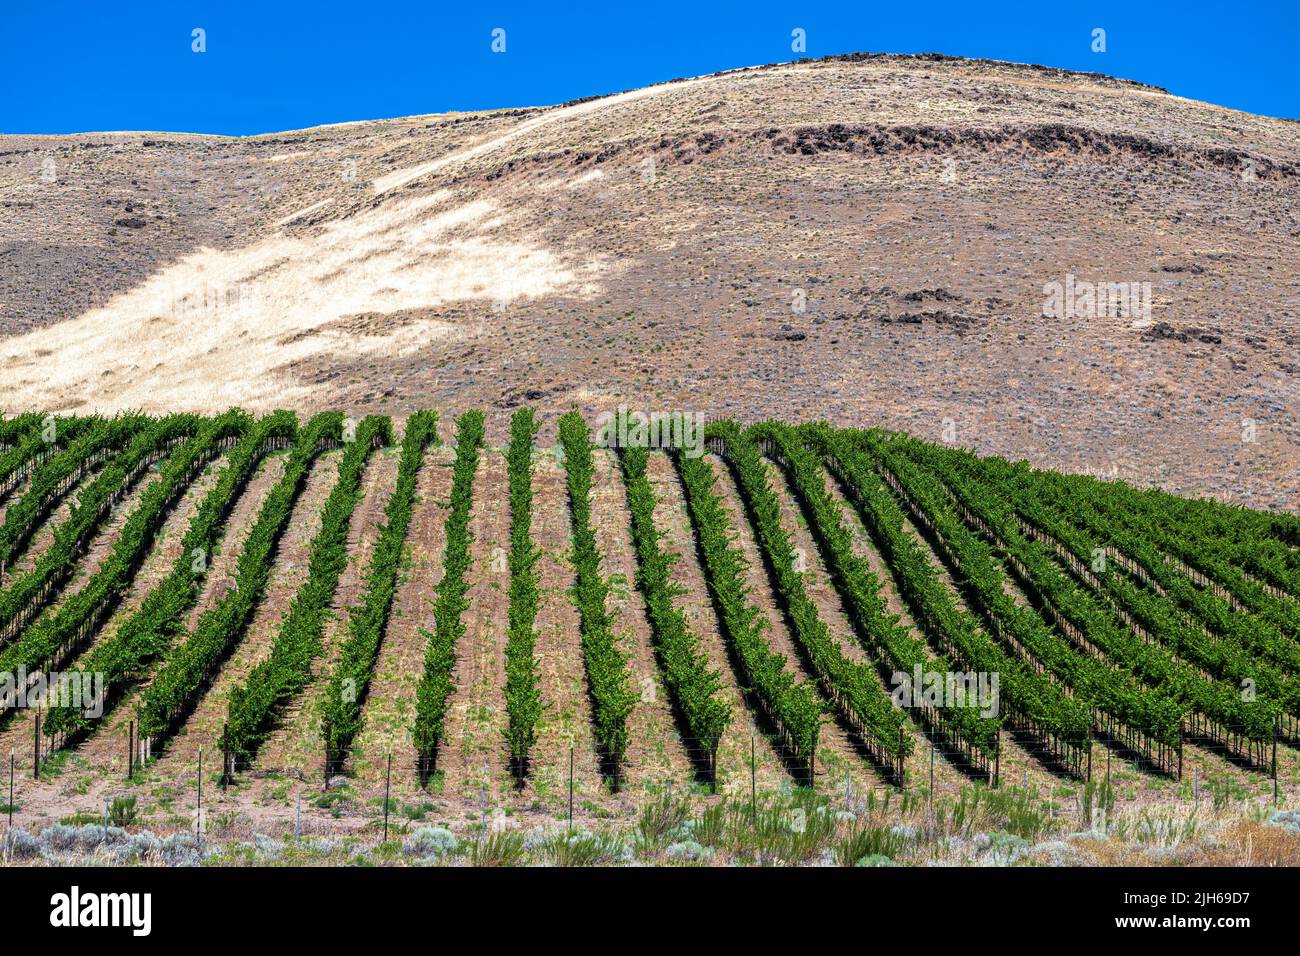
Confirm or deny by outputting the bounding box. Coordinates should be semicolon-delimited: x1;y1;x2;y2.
1;408;1298;833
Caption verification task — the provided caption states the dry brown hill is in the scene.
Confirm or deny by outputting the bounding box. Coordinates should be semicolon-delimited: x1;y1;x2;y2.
1;53;1297;507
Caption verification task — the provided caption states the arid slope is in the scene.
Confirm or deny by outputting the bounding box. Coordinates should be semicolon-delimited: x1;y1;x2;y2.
1;53;1297;506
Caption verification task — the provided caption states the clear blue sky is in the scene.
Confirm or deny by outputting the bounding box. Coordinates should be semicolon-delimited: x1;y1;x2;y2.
2;1;1296;135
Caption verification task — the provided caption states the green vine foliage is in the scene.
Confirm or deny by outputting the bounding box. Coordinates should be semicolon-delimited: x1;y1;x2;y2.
0;415;204;654
557;412;636;777
413;410;485;773
675;446;822;764
503;408;543;778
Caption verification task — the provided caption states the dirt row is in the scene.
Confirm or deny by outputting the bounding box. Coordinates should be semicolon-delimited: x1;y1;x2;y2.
431;445;512;801
349;445;455;799
522;448;603;806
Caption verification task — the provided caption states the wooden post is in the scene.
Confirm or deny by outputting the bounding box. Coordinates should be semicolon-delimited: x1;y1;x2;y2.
993;726;1000;788
383;752;392;844
128;721;134;780
898;725;905;788
567;746;575;833
32;710;39;779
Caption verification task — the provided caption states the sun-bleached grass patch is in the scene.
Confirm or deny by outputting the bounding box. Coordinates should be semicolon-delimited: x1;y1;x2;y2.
4;190;593;413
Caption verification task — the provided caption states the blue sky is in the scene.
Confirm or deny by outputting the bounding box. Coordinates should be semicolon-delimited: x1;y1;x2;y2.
2;1;1296;135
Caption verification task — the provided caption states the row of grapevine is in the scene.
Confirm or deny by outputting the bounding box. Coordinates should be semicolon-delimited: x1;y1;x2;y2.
618;444;732;780
321;411;439;770
797;425;1091;775
929;445;1300;721
1176;515;1300;603
138;414;346;742
707;421;912;778
0;414;146;571
674;448;822;771
860;431;1186;768
975;453;1300;681
0;430;50;502
904;438;1278;752
6;410;1293;785
0;416;90;503
1062;472;1300;648
1068;471;1300;601
413;410;485;778
556;413;637;781
0;412;248;720
503;409;543;779
0;415;203;650
223;417;393;764
43;411;300;741
0;413;44;447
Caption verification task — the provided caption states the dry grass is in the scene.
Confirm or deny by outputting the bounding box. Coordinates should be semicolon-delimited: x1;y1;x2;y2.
2;190;587;412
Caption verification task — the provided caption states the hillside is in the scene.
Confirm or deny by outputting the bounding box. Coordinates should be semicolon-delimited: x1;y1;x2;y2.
1;53;1297;507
